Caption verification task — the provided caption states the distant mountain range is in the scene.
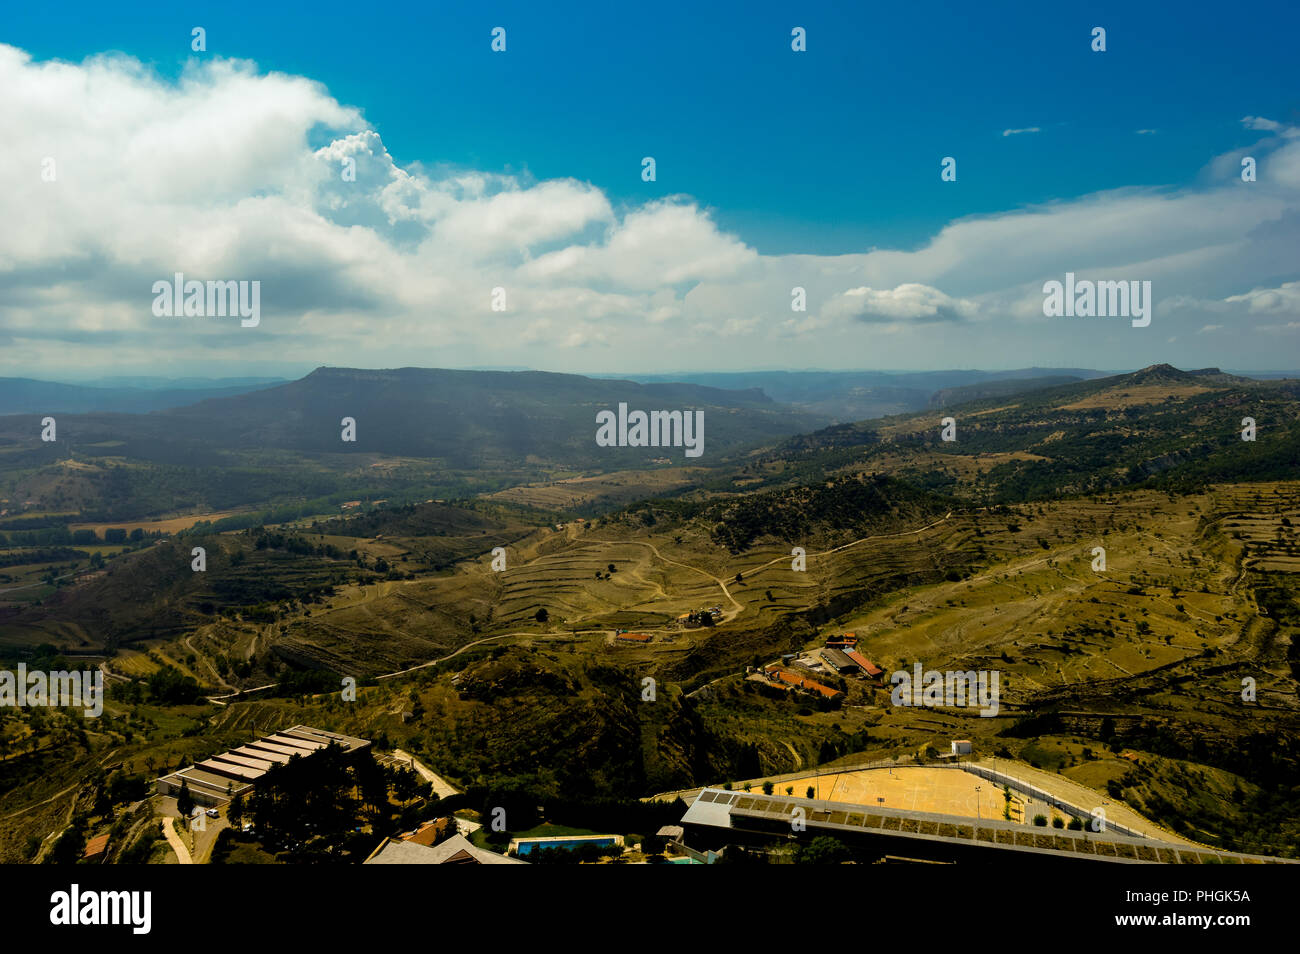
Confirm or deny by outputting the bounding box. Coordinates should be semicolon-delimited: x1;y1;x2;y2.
616;368;1115;421
0;366;832;475
158;367;830;463
3;364;1297;522
0;377;285;415
9;366;1295;424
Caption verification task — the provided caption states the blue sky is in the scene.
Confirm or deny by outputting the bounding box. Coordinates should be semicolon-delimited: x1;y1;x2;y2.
2;0;1299;376
8;0;1297;254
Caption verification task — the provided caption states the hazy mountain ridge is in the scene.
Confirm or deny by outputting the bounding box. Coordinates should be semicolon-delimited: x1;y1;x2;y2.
0;377;284;415
0;366;832;520
620;367;1114;422
159;366;830;462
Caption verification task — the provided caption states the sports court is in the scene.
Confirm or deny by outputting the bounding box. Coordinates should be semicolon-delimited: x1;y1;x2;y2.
773;766;1030;822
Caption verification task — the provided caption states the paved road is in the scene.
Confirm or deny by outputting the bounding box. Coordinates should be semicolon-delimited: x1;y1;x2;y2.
206;682;278;704
161;817;194;865
391;748;459;799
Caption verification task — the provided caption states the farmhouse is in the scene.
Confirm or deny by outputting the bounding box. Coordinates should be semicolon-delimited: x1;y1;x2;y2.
766;666;842;700
843;649;884;679
677;608;720;627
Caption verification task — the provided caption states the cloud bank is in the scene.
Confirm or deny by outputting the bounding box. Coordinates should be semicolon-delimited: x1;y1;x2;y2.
3;45;1299;376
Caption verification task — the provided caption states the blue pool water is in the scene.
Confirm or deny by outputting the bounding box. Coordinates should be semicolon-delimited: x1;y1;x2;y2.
516;837;616;855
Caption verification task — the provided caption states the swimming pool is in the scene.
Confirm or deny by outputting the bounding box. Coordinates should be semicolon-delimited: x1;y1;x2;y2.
514;836;617;855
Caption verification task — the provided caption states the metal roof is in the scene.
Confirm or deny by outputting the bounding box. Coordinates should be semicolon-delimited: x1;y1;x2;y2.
680;788;1296;865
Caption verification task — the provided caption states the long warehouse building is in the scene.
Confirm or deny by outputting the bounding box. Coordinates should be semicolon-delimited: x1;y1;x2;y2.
154;725;371;807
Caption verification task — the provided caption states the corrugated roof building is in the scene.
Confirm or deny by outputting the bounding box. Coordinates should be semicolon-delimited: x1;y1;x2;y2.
365;834;527;865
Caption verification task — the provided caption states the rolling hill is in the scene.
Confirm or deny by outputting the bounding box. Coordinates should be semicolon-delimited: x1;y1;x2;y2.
726;365;1300;501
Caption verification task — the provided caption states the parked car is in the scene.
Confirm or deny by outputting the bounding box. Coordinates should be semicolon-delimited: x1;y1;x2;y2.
206;808;219;818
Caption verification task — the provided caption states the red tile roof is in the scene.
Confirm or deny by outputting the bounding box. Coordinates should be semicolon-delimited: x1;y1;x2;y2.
772;669;842;699
843;650;883;677
401;817;453;846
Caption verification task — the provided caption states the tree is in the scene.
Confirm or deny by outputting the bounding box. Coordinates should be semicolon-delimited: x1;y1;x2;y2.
806;786;815;799
1033;814;1048;827
393;767;421;804
795;835;850;864
176;780;195;819
92;786;112;818
46;824;86;864
762;781;774;796
228;791;245;828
